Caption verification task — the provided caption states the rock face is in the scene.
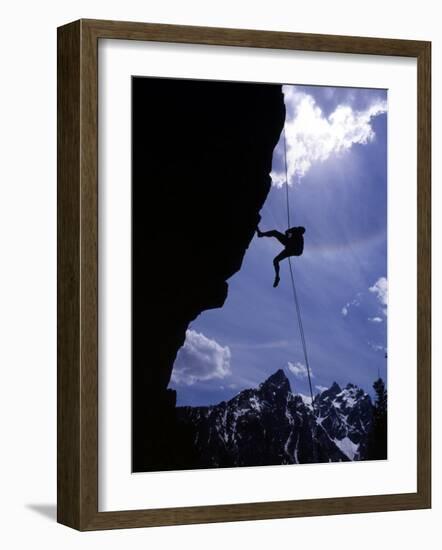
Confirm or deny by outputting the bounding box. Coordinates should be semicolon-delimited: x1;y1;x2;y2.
176;369;374;468
132;78;286;471
315;381;374;461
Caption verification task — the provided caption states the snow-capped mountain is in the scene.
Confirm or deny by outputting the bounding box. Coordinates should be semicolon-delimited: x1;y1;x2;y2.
176;369;374;468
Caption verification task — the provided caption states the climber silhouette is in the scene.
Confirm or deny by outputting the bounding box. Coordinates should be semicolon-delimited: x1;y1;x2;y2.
257;226;305;287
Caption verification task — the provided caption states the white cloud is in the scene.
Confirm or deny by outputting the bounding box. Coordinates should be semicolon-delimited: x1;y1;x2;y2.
368;341;386;353
369;276;388;316
341;297;360;317
369;276;388;304
315;385;328;393
368;316;383;323
288;361;314;379
271;86;387;185
269;171;287;188
171;330;231;386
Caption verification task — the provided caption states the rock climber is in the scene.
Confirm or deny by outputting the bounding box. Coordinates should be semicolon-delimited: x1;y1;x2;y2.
257;226;305;287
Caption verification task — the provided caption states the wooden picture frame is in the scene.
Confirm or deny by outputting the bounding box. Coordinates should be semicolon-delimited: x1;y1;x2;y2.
57;18;431;531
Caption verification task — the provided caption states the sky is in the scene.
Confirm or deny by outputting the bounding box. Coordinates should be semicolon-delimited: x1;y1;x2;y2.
168;84;388;407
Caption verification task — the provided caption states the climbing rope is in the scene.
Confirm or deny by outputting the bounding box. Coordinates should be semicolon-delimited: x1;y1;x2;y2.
282;128;316;418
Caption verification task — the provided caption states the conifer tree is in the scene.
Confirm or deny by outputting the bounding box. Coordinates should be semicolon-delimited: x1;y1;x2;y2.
367;378;388;460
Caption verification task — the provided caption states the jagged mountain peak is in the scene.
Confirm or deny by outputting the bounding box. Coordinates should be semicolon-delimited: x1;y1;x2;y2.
259;368;291;393
337;383;367;400
318;381;342;401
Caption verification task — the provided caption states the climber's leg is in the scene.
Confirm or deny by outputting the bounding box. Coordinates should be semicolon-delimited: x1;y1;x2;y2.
257;229;288;246
272;250;290;288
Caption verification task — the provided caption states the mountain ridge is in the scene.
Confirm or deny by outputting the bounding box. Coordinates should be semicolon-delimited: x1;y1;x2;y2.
176;368;376;468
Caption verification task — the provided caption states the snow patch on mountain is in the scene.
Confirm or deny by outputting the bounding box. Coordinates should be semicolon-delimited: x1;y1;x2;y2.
334;436;359;460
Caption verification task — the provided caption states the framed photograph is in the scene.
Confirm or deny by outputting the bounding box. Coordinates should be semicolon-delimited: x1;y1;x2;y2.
57;19;431;530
